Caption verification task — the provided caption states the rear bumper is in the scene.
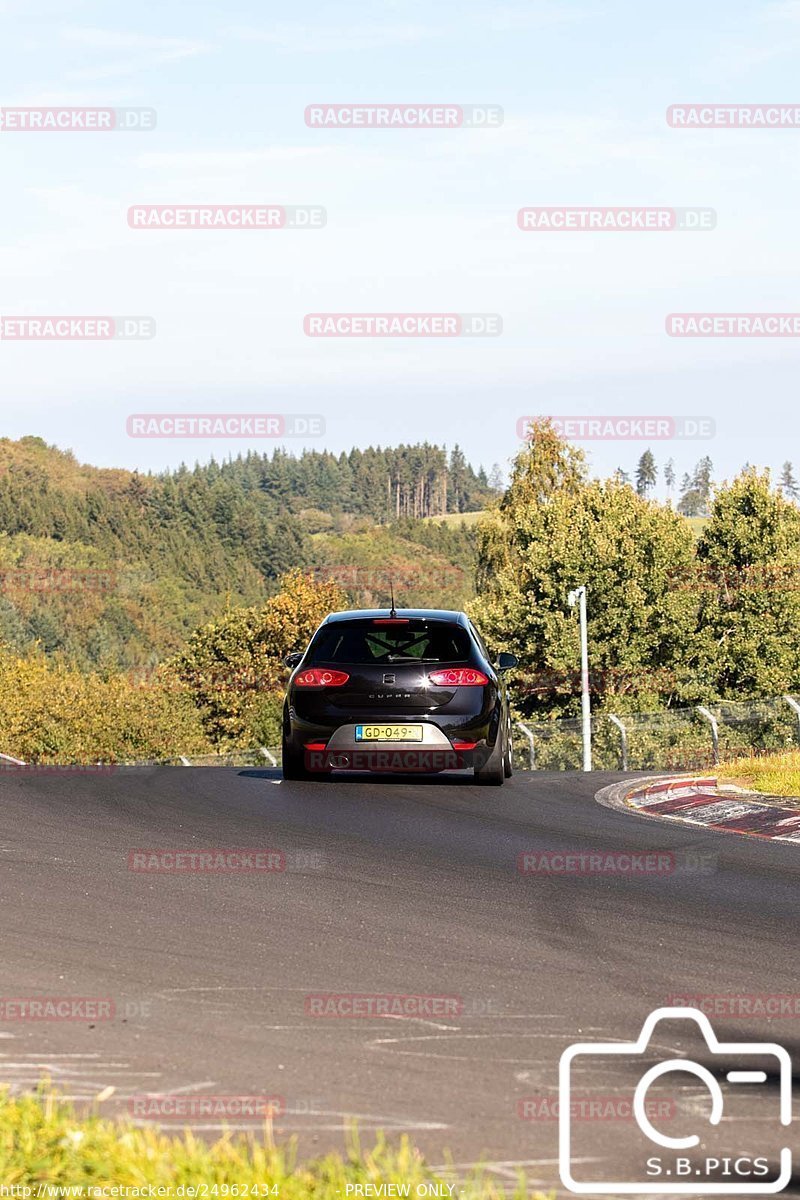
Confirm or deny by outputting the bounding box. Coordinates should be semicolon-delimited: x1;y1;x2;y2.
289;718;498;773
313;723;469;772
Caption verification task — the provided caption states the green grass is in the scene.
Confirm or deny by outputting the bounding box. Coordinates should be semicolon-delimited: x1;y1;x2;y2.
426;510;707;533
684;515;709;539
718;750;800;798
420;510;487;526
0;1089;550;1199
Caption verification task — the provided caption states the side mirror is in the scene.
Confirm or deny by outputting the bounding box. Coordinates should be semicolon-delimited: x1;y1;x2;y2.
284;651;303;669
497;651;518;671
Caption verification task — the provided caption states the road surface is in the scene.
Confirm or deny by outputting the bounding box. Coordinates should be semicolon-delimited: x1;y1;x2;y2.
1;767;798;1195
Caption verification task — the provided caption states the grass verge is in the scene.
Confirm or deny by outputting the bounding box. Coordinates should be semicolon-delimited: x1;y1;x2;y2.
0;1089;550;1199
718;750;800;798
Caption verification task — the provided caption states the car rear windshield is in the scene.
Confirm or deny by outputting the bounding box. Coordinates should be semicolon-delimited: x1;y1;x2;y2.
308;620;472;665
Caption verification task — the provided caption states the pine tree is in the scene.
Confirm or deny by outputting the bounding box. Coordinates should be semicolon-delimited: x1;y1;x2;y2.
449;446;468;513
694;456;714;504
488;464;505;494
781;461;799;501
678;458;714;516
664;458;676;505
635;450;657;497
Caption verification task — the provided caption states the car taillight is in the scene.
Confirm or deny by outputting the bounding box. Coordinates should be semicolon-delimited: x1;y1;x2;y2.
428;668;490;687
294;668;350;688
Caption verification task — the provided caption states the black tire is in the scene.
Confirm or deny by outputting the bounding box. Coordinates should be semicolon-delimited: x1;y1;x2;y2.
281;704;313;780
503;717;513;778
474;725;505;786
281;742;312;780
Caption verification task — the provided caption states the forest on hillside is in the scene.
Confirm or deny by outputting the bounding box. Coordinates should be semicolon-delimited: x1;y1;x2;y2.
0;437;489;670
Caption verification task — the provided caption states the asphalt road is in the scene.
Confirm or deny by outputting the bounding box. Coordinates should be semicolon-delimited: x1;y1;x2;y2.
1;767;798;1196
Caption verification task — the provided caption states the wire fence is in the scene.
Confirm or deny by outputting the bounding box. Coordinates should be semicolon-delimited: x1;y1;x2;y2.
512;696;800;772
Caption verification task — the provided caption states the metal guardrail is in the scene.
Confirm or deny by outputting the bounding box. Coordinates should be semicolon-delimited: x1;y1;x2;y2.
0;749;280;769
605;714;628;770
695;706;720;766
515;722;535;770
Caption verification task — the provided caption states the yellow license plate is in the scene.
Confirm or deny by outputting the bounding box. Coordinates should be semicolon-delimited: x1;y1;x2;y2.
355;724;424;742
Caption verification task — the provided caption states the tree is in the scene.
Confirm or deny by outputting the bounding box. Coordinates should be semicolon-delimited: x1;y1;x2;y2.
677;458;714;516
635;450;657;497
694;456;714;502
781;461;799;501
470;421;697;716
487;464;505;494
0;645;211;764
613;468;631;486
693;471;800;697
448;446;468;513
664;458;676;505
173;569;346;744
125;472;150;515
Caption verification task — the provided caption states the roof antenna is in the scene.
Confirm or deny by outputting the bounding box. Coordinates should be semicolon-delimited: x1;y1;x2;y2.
389;581;397;619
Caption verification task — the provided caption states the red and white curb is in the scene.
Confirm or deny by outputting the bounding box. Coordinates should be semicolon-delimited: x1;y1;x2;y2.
596;775;800;844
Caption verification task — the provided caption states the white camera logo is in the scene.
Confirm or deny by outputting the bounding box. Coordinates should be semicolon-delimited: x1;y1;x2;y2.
559;1007;792;1194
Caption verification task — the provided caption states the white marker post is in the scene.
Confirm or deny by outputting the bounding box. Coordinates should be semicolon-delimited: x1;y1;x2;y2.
568;586;592;772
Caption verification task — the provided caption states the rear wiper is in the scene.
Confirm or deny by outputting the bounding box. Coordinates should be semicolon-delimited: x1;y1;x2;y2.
386;655;439;662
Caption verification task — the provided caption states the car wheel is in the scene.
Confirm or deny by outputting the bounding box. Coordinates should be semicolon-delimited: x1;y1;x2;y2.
281;742;313;780
281;706;313;780
474;725;505;786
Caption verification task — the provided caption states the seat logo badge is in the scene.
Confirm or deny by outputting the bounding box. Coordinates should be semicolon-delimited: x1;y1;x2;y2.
383;673;396;684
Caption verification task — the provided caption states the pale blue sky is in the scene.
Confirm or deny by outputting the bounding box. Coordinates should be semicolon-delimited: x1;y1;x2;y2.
2;0;800;493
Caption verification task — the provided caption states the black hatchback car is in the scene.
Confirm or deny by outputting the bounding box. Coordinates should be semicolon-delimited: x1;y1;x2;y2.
281;608;517;785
